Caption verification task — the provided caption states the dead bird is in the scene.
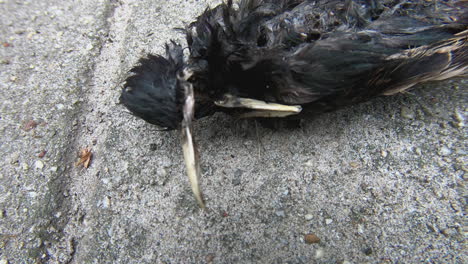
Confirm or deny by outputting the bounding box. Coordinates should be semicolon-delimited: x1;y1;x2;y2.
120;0;467;207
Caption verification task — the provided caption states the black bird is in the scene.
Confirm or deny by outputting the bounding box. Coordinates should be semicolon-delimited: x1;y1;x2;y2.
120;0;467;207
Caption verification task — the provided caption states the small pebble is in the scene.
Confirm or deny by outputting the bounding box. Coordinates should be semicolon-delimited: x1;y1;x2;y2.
275;210;285;217
426;223;438;233
0;258;9;264
440;228;457;237
102;196;111;208
9;76;17;81
438;146;452;156
304;159;314;167
305;214;313;220
414;147;422;155
38;150;46;158
450;201;461;213
357;224;365;234
401;106;415;119
34;160;44;169
157;167;167;177
9;153;19;164
50;166;58;172
380;150;388;158
101;178;110;185
325;219;333;225
315;248;325;258
304;234;320;244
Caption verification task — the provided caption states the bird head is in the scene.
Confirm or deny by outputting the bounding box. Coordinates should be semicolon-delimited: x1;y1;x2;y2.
120;42;187;130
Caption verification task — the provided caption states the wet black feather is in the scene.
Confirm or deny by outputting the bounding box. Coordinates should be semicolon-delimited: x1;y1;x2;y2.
120;42;185;129
185;0;467;108
121;0;467;127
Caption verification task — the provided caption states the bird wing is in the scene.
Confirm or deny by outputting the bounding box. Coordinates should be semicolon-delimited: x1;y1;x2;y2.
377;30;467;95
185;0;467;113
229;1;468;110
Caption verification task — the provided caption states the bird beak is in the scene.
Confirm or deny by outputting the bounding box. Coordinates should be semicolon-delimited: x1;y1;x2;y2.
214;94;302;116
180;70;205;208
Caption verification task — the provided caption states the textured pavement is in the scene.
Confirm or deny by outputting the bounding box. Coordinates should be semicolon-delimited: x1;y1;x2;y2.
0;0;466;263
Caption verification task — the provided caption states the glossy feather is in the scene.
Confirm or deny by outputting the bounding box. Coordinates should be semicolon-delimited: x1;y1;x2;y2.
185;0;467;114
121;0;467;126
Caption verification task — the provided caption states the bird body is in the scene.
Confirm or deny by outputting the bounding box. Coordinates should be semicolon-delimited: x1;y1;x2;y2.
185;0;467;115
120;0;467;207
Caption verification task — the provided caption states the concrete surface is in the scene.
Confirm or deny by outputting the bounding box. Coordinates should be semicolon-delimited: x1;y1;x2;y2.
0;0;466;263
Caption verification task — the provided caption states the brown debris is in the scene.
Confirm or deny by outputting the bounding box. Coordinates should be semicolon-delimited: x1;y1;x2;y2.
205;254;215;263
38;150;47;158
76;148;92;168
304;233;321;244
23;120;38;131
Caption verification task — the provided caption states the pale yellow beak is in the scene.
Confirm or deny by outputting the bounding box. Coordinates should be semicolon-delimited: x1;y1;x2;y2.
214;94;302;116
181;124;205;208
180;69;205;208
